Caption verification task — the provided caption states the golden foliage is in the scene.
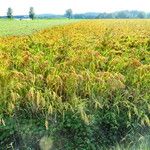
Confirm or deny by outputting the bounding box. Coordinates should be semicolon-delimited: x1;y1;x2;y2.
0;20;149;125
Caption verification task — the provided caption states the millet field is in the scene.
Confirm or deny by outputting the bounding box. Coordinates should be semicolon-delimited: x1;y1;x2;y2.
0;19;150;149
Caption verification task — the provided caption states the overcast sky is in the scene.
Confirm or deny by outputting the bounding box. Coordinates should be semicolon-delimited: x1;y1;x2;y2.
0;0;150;16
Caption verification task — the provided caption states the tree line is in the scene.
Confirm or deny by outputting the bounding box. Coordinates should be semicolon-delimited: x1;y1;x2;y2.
6;7;72;19
5;7;150;19
66;9;150;19
64;9;150;19
74;10;150;19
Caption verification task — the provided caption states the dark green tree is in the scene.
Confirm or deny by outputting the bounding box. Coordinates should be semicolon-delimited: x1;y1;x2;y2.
29;7;35;20
65;9;73;19
7;7;13;19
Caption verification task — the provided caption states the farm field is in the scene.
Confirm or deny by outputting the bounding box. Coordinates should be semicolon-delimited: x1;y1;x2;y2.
0;19;150;149
0;19;79;36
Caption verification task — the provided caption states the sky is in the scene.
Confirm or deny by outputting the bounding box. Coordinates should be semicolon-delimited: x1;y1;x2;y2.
0;0;150;16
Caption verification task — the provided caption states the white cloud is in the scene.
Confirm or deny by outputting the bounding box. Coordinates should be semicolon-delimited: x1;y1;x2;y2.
0;0;149;16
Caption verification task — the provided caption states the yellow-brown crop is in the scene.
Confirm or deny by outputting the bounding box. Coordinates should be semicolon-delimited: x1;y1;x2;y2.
0;20;150;136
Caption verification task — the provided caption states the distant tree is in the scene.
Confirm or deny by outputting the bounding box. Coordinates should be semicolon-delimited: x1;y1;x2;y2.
116;11;129;19
7;7;13;19
137;12;146;18
65;9;73;19
29;7;35;20
74;14;86;19
147;13;150;18
97;13;115;19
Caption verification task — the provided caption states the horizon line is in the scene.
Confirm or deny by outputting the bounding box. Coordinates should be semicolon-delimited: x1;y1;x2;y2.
0;9;150;17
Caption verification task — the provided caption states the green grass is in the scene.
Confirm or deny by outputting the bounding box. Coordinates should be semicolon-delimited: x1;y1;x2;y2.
0;19;79;37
